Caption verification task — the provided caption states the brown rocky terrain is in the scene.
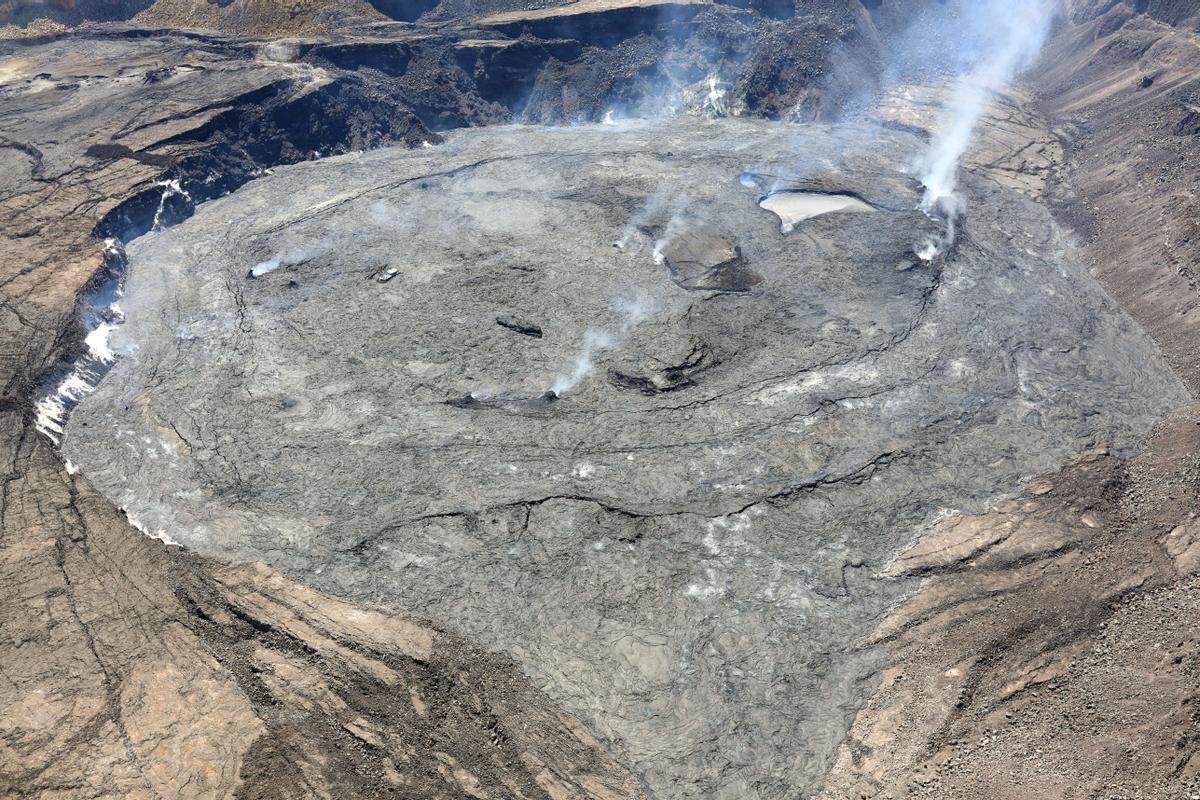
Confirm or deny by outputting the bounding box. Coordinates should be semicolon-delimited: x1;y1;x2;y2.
1038;0;1200;391
819;407;1200;799
3;0;1200;798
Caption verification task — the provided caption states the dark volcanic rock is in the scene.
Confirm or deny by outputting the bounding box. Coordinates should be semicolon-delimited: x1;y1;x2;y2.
497;313;544;337
7;3;1200;798
0;21;899;795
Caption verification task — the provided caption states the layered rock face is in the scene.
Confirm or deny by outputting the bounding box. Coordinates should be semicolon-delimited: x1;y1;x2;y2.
61;117;1186;797
1036;0;1200;391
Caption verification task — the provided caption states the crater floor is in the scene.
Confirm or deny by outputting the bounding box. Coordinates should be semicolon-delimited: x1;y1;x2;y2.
63;117;1186;797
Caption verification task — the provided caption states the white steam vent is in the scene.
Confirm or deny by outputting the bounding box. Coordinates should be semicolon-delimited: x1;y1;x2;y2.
703;77;729;117
249;242;328;278
916;0;1056;215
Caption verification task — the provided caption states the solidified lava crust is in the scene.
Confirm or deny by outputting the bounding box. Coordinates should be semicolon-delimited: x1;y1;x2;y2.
61;117;1187;797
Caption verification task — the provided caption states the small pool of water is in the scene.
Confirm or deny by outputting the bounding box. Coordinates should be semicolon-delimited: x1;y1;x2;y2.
759;191;873;233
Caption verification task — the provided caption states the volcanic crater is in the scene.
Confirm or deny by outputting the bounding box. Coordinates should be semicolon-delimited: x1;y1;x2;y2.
59;116;1186;797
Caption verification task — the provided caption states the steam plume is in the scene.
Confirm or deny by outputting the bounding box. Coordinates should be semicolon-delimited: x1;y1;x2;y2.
549;294;657;396
917;0;1056;216
249;242;328;278
151;179;193;231
551;330;615;396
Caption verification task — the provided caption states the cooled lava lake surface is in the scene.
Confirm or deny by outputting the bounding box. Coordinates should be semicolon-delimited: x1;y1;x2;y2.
62;117;1185;797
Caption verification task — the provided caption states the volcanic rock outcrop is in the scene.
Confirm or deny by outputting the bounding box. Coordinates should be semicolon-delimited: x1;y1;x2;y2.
61;116;1186;796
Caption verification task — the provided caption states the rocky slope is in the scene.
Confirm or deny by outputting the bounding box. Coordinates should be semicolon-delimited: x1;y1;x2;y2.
817;405;1200;799
0;444;646;798
1037;0;1200;391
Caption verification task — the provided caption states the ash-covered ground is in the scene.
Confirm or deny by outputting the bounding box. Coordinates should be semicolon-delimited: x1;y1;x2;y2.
63;116;1186;797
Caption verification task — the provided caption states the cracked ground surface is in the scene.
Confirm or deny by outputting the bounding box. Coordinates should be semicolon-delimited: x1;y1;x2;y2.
62;116;1187;797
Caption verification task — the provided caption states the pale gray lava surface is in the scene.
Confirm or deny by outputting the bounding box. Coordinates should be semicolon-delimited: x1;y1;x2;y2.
65;117;1187;798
